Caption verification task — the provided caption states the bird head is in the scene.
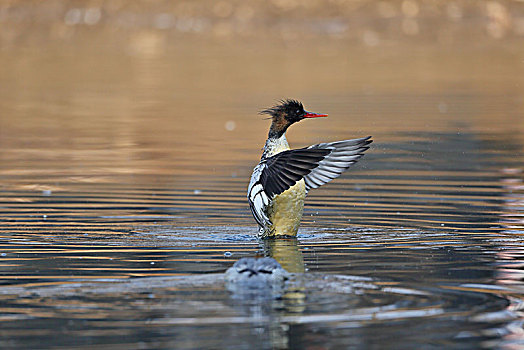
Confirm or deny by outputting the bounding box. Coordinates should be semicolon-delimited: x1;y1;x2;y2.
260;99;327;138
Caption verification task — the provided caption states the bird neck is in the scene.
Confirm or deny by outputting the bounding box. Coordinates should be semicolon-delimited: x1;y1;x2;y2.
262;133;290;159
268;118;292;140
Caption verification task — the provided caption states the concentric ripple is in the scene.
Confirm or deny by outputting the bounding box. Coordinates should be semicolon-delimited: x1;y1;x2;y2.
1;42;524;349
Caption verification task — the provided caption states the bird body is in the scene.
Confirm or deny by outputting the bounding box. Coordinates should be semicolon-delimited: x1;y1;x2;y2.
268;179;306;235
248;100;372;238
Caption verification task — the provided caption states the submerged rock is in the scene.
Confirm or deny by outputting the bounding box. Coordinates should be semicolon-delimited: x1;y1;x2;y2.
225;257;290;299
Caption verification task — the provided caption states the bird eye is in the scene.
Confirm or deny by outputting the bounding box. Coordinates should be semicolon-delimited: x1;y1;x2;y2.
296;110;300;114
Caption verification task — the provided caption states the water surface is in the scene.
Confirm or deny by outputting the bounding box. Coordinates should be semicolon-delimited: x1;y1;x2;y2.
1;32;524;349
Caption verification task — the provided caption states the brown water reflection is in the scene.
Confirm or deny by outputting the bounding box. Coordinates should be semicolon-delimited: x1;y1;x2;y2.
1;1;524;349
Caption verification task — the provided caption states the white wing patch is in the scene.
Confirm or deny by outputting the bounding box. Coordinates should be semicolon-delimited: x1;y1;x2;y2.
247;164;271;228
304;137;371;191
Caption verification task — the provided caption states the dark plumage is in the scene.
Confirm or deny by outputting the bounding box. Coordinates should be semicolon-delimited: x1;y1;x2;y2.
259;99;305;120
260;99;325;139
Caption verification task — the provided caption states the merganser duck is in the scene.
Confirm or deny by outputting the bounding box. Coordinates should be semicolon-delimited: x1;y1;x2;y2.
248;99;372;238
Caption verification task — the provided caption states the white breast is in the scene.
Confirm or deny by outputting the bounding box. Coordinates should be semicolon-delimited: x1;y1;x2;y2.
263;134;290;158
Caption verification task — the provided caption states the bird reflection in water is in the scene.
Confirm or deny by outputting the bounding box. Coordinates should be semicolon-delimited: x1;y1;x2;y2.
262;238;307;313
224;238;308;349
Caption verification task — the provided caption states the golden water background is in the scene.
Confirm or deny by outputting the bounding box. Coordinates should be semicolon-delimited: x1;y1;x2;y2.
0;1;524;349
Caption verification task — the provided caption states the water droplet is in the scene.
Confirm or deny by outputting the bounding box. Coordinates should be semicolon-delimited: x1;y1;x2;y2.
225;120;236;131
64;8;82;26
438;102;448;113
84;8;101;25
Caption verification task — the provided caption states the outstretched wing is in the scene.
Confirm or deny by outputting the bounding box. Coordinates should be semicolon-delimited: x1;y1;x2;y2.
259;148;331;197
304;136;372;191
247;136;372;227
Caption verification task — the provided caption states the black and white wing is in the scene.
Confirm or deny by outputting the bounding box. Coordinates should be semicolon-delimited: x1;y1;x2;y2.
247;136;372;227
247;148;329;228
303;136;372;191
247;163;271;228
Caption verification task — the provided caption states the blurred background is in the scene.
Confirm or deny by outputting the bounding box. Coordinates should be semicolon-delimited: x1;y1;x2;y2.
1;0;523;183
1;0;523;231
1;1;524;349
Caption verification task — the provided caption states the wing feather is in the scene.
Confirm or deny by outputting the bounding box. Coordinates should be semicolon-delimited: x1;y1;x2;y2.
304;136;372;191
259;148;330;198
247;136;372;229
